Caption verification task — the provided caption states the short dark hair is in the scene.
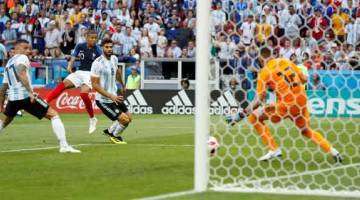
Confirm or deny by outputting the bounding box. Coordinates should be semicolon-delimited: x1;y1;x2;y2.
87;30;97;37
15;39;30;46
101;38;113;46
260;47;272;59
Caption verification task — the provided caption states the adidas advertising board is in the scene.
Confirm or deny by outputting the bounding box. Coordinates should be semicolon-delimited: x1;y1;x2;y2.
161;90;195;114
124;90;153;114
209;90;243;115
33;88;360;117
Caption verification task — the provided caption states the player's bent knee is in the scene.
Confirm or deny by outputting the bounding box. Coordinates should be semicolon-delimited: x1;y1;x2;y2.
45;107;58;120
118;113;131;126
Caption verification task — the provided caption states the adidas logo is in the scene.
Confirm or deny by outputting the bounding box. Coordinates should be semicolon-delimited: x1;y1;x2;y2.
210;90;240;115
161;90;195;115
124;90;153;114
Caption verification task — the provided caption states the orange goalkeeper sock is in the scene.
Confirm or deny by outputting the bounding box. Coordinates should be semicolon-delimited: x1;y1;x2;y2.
249;114;278;150
253;123;278;151
302;129;331;153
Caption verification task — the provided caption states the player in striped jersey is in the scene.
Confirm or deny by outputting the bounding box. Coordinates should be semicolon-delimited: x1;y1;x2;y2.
90;38;131;144
0;40;80;153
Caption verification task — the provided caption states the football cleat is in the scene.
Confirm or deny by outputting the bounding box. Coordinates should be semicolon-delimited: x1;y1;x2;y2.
103;129;113;137
60;146;81;153
109;136;127;144
259;148;282;161
333;153;343;164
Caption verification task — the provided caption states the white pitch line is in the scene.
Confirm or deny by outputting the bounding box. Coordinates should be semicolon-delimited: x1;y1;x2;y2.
0;143;194;153
135;190;198;200
216;162;360;189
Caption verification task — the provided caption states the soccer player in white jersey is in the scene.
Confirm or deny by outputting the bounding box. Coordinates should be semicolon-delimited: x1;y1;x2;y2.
91;38;131;144
0;39;80;153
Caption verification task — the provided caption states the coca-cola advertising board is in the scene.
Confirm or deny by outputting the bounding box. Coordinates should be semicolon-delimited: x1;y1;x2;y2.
34;88;102;113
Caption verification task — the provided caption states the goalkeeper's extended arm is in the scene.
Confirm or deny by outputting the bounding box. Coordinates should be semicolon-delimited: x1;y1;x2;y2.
226;92;266;125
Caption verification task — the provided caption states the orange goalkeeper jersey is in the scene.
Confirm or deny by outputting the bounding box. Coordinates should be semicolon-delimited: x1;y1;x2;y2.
256;58;307;105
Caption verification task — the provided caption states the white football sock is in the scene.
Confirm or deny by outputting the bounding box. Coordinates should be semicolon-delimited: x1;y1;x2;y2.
330;147;339;156
113;123;126;137
51;115;69;147
108;121;118;133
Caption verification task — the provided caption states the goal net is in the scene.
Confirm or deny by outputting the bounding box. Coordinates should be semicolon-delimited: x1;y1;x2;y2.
202;0;360;197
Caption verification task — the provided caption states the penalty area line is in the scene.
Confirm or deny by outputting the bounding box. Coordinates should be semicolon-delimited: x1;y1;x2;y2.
0;143;194;153
135;190;199;200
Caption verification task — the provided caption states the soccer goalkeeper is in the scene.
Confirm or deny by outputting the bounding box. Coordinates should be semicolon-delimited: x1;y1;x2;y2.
226;48;342;163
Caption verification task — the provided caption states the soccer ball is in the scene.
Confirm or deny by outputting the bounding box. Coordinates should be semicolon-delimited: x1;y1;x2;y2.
208;136;219;156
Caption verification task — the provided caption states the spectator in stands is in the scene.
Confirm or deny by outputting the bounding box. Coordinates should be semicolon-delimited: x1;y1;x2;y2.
181;48;188;58
332;7;350;42
211;2;226;35
18;16;33;44
126;65;141;90
239;15;256;46
304;30;318;52
140;28;153;57
255;15;273;46
91;15;102;34
166;40;181;58
23;0;39;16
215;34;236;60
38;10;50;28
144;17;160;56
61;21;76;55
187;40;196;58
121;26;138;57
183;10;196;35
279;39;295;59
111;22;123;56
182;0;196;11
263;5;277;27
0;7;10;25
44;21;63;58
97;22;108;45
180;79;190;90
307;7;328;41
157;29;168;57
1;21;17;51
118;6;132;26
285;5;303;39
228;77;239;92
345;18;360;46
31;19;46;54
132;19;142;41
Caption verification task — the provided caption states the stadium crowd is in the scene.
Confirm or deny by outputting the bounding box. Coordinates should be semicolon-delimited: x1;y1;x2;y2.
0;0;359;71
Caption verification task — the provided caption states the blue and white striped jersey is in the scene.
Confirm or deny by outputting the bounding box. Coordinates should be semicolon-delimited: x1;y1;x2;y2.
91;55;119;103
3;54;32;101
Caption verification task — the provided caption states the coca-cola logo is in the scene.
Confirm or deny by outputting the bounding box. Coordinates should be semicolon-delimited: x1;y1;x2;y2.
56;92;98;110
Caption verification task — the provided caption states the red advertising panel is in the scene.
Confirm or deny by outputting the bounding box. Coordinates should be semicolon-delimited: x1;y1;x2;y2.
34;88;102;113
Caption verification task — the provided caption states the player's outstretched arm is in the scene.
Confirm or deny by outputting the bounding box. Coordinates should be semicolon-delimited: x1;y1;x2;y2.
0;83;9;112
116;68;126;94
91;76;123;104
67;56;76;73
17;64;35;102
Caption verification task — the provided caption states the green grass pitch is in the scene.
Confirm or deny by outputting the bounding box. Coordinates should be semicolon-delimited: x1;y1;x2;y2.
0;113;358;200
